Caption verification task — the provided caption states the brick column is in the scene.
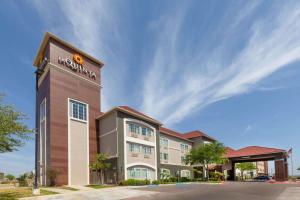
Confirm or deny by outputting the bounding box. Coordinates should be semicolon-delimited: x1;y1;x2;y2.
275;159;288;181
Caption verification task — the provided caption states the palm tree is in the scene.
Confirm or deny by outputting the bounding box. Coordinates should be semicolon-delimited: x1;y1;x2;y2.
90;153;111;185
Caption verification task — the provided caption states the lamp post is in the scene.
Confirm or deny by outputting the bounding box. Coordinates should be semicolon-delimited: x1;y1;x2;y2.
33;67;44;195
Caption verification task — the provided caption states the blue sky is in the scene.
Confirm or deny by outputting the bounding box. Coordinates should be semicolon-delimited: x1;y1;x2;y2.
0;0;299;176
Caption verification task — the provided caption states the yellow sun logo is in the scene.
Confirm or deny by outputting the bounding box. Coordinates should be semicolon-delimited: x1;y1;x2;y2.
73;54;84;65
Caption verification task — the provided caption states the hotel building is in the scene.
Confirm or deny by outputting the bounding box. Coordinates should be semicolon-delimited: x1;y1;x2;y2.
33;32;217;186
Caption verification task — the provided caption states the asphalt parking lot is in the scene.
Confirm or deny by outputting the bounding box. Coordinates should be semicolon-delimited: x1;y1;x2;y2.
126;182;300;200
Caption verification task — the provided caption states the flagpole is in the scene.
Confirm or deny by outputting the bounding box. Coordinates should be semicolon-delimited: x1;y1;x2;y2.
291;148;294;177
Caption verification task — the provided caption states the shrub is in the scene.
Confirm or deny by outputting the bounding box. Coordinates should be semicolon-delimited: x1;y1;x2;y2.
169;177;178;182
151;180;159;185
5;174;15;181
209;172;223;181
178;177;190;182
119;179;150;186
46;168;60;186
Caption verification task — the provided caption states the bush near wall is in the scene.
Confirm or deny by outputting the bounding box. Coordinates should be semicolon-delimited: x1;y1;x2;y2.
119;179;150;186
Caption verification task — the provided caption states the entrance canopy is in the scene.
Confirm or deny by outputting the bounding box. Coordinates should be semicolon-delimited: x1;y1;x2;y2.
224;146;288;181
225;146;288;162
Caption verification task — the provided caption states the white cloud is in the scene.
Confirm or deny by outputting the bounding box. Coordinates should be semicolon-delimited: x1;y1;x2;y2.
31;0;131;110
30;1;300;127
141;1;300;125
243;125;254;135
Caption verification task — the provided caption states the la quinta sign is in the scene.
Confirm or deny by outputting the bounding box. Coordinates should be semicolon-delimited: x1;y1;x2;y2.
58;54;96;79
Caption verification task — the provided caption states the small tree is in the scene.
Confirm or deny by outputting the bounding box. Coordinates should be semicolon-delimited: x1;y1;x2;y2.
0;94;33;153
297;166;300;171
46;168;60;186
90;153;111;185
186;142;226;180
235;162;256;180
17;173;28;186
5;174;15;181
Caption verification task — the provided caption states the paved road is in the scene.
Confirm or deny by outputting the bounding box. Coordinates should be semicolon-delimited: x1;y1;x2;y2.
21;182;300;200
126;182;300;200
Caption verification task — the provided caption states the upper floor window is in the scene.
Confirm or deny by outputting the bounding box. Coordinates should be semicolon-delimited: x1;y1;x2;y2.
143;146;152;155
161;153;168;160
180;143;189;152
129;143;141;153
40;99;46;122
160;137;168;147
69;100;87;121
129;123;140;134
128;123;153;137
142;127;152;137
181;156;186;165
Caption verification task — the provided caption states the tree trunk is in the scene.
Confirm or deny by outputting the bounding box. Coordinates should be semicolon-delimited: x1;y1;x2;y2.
97;171;101;185
206;165;210;181
101;170;104;185
241;170;244;181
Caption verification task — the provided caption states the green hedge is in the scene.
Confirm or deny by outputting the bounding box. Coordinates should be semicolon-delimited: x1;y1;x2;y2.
119;179;150;186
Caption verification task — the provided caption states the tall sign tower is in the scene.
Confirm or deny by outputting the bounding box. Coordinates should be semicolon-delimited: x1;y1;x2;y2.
33;32;103;186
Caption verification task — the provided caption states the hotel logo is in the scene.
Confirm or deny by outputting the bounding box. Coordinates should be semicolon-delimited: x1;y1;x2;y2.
58;54;96;79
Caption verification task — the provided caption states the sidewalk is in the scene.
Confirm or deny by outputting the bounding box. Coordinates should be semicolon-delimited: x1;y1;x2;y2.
277;187;300;200
20;186;158;200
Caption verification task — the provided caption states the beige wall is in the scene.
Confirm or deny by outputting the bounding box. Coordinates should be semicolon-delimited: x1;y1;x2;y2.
99;111;118;157
69;119;88;185
160;134;192;166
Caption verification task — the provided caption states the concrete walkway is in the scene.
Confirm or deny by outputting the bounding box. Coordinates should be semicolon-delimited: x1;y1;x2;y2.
21;186;158;200
277;187;300;200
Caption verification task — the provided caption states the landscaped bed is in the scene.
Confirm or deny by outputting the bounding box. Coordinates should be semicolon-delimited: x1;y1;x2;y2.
0;187;58;199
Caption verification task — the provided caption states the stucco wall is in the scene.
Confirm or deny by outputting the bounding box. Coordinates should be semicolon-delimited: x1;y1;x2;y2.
69;119;88;185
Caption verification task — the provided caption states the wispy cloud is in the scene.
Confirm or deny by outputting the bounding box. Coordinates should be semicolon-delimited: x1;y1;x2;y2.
30;1;300;127
141;1;300;125
243;125;254;135
31;0;131;110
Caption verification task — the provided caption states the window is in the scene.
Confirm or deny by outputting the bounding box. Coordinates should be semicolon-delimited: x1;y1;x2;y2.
40;99;46;122
128;167;153;180
143;146;151;155
160;168;170;179
163;153;168;160
180;170;190;178
160;153;163;160
129;143;140;153
181;156;186;165
160;137;168;147
180;143;188;152
69;100;87;121
128;123;140;135
142;127;147;136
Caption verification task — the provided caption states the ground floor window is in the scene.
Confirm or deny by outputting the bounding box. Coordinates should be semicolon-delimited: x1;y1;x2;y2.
160;168;171;179
127;167;154;180
180;170;191;178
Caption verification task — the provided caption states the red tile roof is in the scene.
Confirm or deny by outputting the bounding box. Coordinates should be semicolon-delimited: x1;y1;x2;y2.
97;106;162;125
118;106;161;124
183;130;216;141
159;127;192;142
225;146;286;158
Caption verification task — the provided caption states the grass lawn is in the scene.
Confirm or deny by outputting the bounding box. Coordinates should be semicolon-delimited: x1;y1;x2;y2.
86;185;115;189
0;187;58;200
